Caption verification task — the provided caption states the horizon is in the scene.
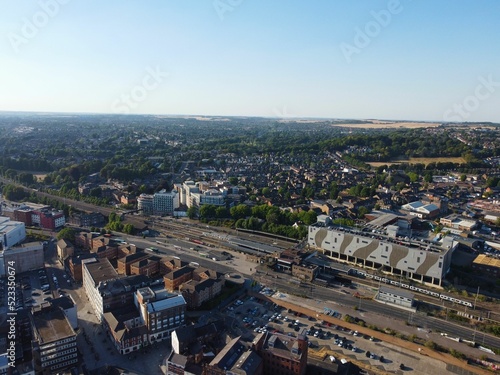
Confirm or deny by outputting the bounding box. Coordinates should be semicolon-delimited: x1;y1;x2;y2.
1;1;499;122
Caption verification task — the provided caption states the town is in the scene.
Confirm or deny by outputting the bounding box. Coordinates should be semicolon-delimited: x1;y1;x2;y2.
0;114;499;374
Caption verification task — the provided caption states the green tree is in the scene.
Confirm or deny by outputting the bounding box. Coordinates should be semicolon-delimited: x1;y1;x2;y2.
187;206;198;220
56;227;75;242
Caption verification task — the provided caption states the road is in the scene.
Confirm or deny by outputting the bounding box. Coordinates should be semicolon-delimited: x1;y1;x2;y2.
255;273;500;350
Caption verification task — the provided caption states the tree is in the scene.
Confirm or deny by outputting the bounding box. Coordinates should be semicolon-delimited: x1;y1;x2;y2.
230;204;251;220
228;176;238;185
56;227;75;242
187;206;198;220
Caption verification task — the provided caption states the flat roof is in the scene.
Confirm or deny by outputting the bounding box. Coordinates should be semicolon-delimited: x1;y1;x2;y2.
33;307;75;344
473;254;500;268
84;258;118;285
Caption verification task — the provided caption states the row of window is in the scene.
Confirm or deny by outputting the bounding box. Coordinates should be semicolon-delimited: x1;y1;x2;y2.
41;347;77;362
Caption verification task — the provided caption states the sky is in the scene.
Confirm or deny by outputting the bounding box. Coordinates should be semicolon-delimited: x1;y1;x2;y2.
0;0;499;122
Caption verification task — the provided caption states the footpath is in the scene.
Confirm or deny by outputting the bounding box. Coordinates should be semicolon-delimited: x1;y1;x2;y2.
250;291;498;375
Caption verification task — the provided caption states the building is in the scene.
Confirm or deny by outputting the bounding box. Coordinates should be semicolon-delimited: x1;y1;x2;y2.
291;263;318;282
0;216;26;250
69;212;105;227
401;201;440;219
164;266;196;292
74;231;94;250
135;287;186;344
308;225;457;286
102;308;147;355
31;303;78;374
31;209;66;230
130;256;160;277
82;258;120;320
204;336;263;375
69;254;98;282
138;194;154;215
376;285;415;310
179;268;225;309
472;254;500;278
171;321;225;356
440;214;478;232
57;239;74;260
51;295;79;330
153;190;180;215
117;252;150;275
1;242;44;276
253;332;308;375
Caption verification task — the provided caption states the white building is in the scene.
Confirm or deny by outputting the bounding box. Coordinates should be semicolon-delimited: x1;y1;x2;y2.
0;216;26;250
153;190;179;215
1;242;44;277
137;194;154;215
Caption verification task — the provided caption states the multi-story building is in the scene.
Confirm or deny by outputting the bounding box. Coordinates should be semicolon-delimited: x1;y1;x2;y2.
160;256;187;275
69;212;105;228
308;225;457;286
253;331;308;375
291;263;318;282
204;336;263;375
57;239;74;260
0;216;26;250
472;254;500;278
153;190;179;215
130;256;160;277
74;231;94;250
135;287;186;343
102;308;147;355
164;266;195;292
138;194;154;215
2;242;44;276
117;252;150;275
180;268;224;309
82;258;119;321
32;209;66;230
69;254;98;282
31;304;78;374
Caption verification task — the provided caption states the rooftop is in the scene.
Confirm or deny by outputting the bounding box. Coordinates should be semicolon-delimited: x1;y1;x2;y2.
84;258;119;285
32;306;75;345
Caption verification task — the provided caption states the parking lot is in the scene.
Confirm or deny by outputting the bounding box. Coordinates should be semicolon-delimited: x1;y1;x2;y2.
220;287;466;374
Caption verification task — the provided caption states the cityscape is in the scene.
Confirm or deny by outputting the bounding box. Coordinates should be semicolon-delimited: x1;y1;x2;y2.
1;1;500;375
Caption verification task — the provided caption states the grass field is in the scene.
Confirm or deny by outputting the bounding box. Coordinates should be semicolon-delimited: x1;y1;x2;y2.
368;156;466;167
332;120;440;129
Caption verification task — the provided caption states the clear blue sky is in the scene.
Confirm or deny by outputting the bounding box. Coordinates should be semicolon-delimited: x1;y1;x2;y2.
1;0;499;122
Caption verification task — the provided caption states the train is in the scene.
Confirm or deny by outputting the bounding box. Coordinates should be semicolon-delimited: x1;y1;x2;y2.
353;270;473;308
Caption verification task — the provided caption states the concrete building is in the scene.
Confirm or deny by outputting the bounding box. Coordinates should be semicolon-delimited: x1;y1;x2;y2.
1;242;44;277
138;194;154;215
0;216;26;250
376;285;415;310
253;332;308;375
291;263;319;282
135;287;186;343
82;258;120;321
308;225;457;286
31;304;78;374
51;295;79;330
153;190;179;215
